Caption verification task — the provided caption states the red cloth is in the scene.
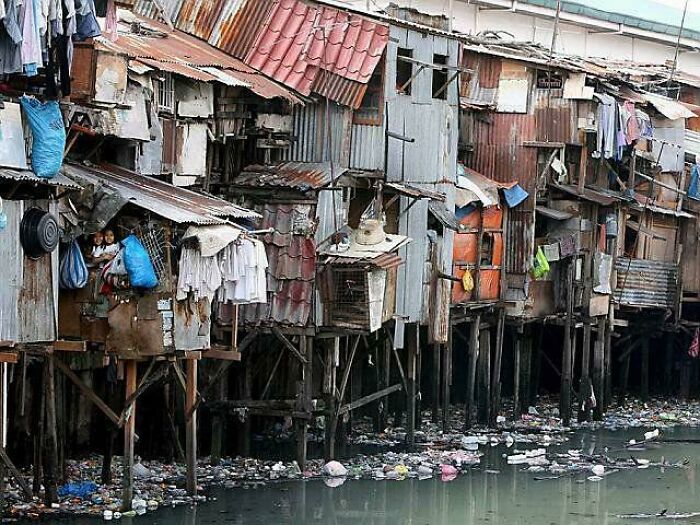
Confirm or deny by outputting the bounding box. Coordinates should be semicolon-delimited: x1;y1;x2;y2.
689;329;699;358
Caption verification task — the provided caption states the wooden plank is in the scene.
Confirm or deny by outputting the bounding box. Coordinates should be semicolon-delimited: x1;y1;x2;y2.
338;384;403;415
0;341;15;348
271;327;308;364
465;315;480;429
53;340;87;352
203;348;242;361
337;336;361;403
53;357;121;426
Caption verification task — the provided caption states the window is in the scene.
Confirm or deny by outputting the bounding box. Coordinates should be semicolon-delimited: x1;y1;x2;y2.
432;54;448;100
354;58;385;125
395;48;413;95
155;72;175;113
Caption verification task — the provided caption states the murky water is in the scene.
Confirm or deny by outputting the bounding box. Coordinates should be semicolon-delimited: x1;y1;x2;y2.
47;427;700;525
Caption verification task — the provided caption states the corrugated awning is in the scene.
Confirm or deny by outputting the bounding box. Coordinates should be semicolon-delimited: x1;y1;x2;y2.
552;183;621;206
429;201;459;230
236;162;347;190
63;163;260;224
536;205;574;220
0;168;81;190
385;182;446;202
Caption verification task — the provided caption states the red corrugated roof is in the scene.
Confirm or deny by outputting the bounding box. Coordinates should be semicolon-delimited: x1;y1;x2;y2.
244;0;388;103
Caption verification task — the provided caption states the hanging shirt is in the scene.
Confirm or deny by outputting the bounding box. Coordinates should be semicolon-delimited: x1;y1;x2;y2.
20;0;43;76
251;239;268;303
0;0;23;75
592;93;616;159
73;0;99;40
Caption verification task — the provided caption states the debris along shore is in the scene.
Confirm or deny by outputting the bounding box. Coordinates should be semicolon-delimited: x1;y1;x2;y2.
5;397;699;520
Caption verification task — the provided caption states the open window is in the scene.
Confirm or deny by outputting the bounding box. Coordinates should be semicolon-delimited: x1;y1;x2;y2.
396;48;413;95
155;72;175;114
354;57;385;126
432;54;448;100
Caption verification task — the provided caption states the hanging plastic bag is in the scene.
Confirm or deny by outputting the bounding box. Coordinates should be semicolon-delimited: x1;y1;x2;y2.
0;198;7;232
122;235;158;288
59;240;89;289
461;269;474;292
20;96;66;179
532;246;550;279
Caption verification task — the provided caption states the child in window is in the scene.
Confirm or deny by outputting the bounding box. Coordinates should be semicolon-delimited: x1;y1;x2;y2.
102;229;119;261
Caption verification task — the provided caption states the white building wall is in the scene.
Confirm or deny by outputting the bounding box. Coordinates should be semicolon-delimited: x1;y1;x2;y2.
352;0;700;75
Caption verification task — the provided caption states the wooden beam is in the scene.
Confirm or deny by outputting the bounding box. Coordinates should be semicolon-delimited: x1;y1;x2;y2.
0;447;32;501
121;361;137;511
338;384;403;415
337;336;361;403
53;357;121;426
0;352;18;364
271;327;308;364
53;340;87;352
203;347;242;361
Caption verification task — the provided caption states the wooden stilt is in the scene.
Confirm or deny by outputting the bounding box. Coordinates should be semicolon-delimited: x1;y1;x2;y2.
121;361;137;510
210;367;226;465
33;364;45;496
619;345;631;406
560;262;574;426
593;317;605;420
415;330;422;431
640;339;650;402
529;325;544;408
442;327;452;432
521;333;532;415
513;327;521;418
378;336;390;432
465;315;480;429
664;334;674;394
185;359;198;495
432;343;441;425
477;326;491;425
324;338;339;461
406;324;418;450
241;354;253;457
578;323;592;422
296;337;312;468
680;358;691;400
490;309;506;425
43;355;58;505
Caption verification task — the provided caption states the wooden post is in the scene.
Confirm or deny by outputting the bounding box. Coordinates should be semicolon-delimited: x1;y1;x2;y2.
619;345;631;406
513;327;522;418
529;325;543;408
378;336;390;432
560;261;574;426
442;328;452;432
640;339;650;402
406;324;418;450
465;315;480;429
490;309;506;425
241;354;253;457
477;326;491;425
324;338;339;461
593;317;606;420
432;343;441;425
121;361;137;510
578;323;592;422
664;334;674;394
415;332;422;432
296;337;312;468
43;355;58;505
210;366;227;465
185;358;198;496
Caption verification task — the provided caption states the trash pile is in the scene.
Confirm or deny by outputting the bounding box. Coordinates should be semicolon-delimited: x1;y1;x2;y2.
5;397;700;519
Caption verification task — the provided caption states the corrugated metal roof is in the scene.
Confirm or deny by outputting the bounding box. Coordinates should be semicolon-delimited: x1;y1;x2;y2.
244;0;388;103
311;71;368;109
322;252;404;269
95;16;301;102
62;163;260;224
0;168;81;189
211;0;278;59
236;162;347;190
385;182;446;202
553;183;621;206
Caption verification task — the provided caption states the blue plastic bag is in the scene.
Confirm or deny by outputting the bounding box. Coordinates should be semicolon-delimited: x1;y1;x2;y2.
122;235;158;289
60;240;89;289
58;481;97;498
20;96;66;179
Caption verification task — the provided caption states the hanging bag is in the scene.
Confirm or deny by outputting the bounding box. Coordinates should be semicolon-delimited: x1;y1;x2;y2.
20;96;66;179
122;235;158;289
0;197;7;232
60;240;89;289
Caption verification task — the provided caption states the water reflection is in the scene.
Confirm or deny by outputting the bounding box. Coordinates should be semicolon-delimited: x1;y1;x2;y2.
53;427;700;525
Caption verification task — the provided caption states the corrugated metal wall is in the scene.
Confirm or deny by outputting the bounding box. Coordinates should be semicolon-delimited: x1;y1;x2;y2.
0;199;58;343
283;102;352;166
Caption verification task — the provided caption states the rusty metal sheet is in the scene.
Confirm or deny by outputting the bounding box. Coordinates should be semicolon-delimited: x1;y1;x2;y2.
62;162;260;223
614;257;678;309
311;72;368;110
210;0;275;59
174;0;227;40
94;17;301;102
236;162;346;190
535;106;573;144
